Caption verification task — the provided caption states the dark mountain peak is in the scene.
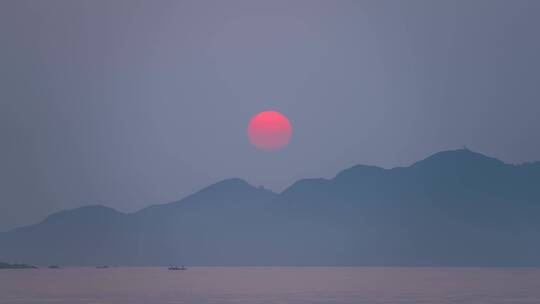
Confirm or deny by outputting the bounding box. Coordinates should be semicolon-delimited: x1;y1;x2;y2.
191;178;273;198
412;148;505;170
205;178;254;191
333;164;385;182
42;205;123;223
136;178;277;215
8;205;124;234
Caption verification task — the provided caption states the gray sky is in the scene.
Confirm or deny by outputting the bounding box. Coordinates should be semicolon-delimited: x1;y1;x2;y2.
1;0;540;231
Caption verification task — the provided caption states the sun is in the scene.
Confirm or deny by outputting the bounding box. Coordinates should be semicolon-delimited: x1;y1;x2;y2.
247;111;292;150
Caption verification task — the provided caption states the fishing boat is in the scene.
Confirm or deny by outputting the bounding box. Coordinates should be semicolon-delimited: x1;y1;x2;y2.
168;265;187;271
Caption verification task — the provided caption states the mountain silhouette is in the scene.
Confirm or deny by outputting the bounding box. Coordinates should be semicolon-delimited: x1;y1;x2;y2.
1;149;540;266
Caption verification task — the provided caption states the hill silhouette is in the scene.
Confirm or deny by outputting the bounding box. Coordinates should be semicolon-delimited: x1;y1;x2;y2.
0;262;37;269
1;149;540;266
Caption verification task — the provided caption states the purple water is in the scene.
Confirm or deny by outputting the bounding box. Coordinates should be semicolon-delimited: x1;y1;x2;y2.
1;267;539;303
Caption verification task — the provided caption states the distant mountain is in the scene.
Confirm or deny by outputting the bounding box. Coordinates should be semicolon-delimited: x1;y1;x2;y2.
1;149;540;266
0;262;37;269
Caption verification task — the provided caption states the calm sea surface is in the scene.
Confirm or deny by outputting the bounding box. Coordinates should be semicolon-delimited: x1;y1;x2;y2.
1;267;540;303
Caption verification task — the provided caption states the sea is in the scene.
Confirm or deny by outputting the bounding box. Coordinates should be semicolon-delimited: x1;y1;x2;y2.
1;267;540;303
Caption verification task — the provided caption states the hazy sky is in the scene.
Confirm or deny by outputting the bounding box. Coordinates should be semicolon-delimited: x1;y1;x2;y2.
1;0;540;231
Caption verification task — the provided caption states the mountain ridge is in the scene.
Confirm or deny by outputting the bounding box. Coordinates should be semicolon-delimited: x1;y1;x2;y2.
13;148;536;223
2;148;540;266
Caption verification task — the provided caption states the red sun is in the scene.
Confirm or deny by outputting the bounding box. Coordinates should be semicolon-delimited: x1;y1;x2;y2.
248;111;292;150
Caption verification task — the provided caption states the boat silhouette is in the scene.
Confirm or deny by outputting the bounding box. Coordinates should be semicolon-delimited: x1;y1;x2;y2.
168;265;187;271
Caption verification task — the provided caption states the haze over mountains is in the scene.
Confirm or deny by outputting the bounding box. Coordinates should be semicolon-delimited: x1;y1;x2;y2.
1;149;540;266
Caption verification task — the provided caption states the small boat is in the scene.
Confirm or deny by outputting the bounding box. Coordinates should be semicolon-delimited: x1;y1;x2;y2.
96;265;109;269
48;265;61;269
168;265;187;271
